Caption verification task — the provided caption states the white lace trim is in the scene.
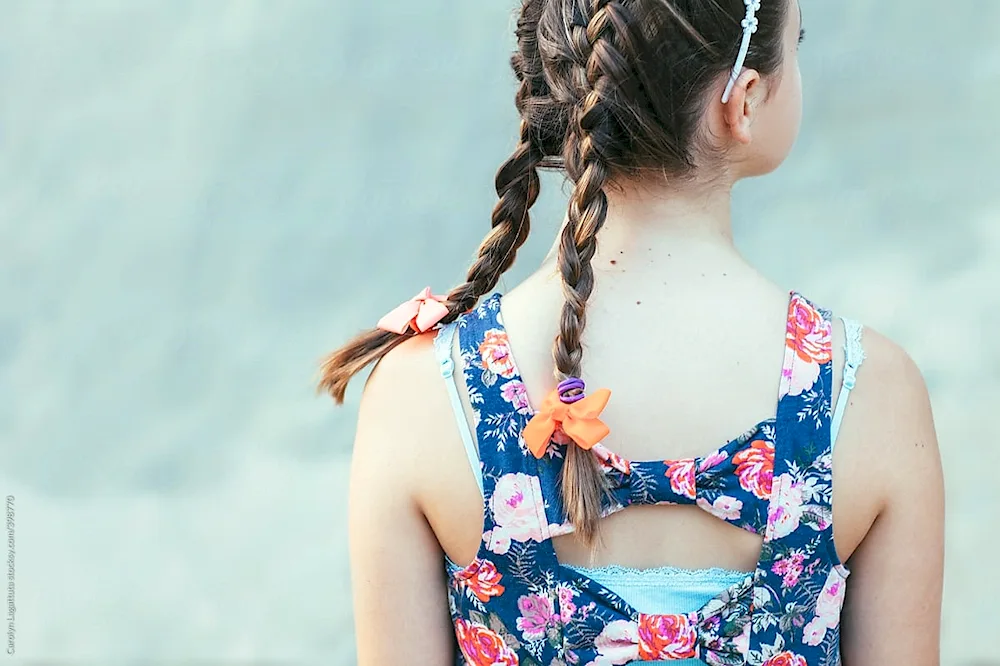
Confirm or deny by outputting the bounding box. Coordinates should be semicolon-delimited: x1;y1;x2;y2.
564;563;749;582
843;318;866;366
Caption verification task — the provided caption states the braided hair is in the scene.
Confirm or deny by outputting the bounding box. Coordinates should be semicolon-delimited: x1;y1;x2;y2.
322;0;789;543
319;0;552;403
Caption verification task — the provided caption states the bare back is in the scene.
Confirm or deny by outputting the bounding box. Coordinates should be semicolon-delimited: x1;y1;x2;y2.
420;250;874;574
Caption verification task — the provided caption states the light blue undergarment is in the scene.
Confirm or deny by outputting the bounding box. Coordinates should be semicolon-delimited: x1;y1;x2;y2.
436;318;866;665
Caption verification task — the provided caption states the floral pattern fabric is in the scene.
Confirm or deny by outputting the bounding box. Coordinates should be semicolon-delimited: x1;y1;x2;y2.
446;292;847;666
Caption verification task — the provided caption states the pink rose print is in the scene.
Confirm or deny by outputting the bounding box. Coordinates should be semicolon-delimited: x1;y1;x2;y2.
454;618;519;666
767;473;805;539
697;495;743;522
665;459;697;500
479;329;518;379
592;620;640;665
556;585;577;623
637;613;699;661
499;379;531;413
803;568;848;646
802;620;825;647
515;593;557;641
732;439;774;500
455;558;505;603
593;444;632;475
484;473;548;555
771;551;807;589
781;362;820;400
699;449;729;472
781;295;832;398
786;295;833;366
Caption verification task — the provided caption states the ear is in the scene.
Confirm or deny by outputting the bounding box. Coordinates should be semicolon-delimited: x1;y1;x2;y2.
722;68;763;145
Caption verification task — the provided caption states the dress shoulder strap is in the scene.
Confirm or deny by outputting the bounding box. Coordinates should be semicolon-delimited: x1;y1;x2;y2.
748;292;844;656
456;295;553;554
770;291;836;537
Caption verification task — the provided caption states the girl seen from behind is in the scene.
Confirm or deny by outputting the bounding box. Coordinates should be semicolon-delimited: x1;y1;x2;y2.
322;1;945;664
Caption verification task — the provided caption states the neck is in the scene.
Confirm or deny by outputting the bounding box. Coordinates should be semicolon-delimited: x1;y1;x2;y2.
543;178;738;270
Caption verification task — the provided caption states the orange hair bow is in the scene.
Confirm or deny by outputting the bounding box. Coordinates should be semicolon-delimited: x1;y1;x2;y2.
522;387;612;459
377;287;450;335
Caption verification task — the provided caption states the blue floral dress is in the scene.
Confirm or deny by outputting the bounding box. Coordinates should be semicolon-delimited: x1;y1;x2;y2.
446;292;848;666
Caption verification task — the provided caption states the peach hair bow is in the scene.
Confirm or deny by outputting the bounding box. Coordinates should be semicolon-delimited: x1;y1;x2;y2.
522;387;612;459
376;287;450;334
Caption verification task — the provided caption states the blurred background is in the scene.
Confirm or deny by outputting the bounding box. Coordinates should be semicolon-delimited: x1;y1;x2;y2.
1;1;997;664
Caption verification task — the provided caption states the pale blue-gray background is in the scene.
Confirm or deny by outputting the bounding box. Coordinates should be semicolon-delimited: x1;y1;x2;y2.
1;1;997;664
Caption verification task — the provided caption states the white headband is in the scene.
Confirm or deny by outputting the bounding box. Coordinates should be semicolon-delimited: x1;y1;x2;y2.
721;0;761;103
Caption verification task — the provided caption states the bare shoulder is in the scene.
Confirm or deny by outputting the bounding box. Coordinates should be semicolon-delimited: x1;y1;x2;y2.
353;333;456;497
847;326;937;468
359;332;441;418
831;323;942;561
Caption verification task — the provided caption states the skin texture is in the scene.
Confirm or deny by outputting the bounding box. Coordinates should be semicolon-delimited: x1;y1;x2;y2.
347;3;944;664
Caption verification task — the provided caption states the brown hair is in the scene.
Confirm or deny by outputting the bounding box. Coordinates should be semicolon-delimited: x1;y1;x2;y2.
320;0;789;543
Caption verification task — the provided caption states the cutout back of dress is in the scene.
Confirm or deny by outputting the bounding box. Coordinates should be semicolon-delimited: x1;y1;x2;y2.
439;292;860;666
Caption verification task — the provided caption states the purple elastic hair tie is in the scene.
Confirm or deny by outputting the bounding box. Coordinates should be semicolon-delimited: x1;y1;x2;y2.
557;377;586;404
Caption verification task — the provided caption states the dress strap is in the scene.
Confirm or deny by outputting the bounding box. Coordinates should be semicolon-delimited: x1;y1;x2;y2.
432;322;484;495
457;295;554;553
830;317;866;451
749;292;838;656
770;291;836;530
